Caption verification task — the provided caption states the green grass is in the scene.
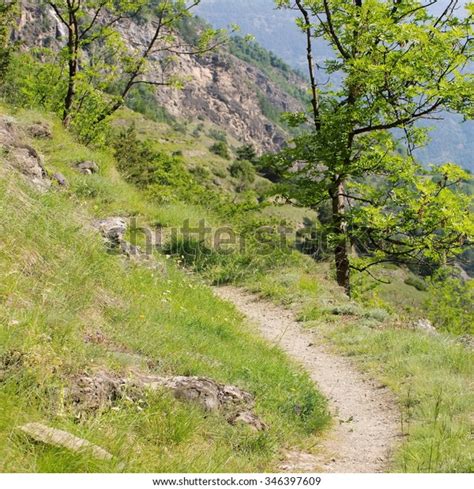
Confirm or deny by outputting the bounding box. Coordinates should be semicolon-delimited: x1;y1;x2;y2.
0;107;329;472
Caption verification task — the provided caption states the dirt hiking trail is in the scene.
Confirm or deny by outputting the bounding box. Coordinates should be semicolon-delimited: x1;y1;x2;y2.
214;286;400;473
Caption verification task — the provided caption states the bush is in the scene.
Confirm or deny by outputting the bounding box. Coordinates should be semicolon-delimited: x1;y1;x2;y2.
210;141;230;160
236;144;257;163
190;165;211;181
2;51;66;113
229;160;256;184
208;129;227;143
113;126;196;201
425;271;474;335
125;85;175;124
212;166;227;178
404;275;428;291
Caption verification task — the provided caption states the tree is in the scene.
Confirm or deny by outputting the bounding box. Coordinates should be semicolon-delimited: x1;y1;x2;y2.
271;0;473;295
43;0;136;125
236;143;257;163
0;1;17;85
42;0;229;127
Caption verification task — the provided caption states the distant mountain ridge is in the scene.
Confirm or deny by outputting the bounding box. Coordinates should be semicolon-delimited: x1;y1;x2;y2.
196;0;474;171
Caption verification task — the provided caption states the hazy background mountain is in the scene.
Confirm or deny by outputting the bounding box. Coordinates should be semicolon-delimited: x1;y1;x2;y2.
196;0;473;171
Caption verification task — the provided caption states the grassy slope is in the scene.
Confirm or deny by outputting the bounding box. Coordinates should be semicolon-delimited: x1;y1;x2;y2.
0;107;329;472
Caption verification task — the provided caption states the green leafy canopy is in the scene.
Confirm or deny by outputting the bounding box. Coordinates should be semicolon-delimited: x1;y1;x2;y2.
270;0;473;288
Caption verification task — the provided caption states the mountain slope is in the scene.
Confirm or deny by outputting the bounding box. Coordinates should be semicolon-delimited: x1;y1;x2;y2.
14;2;307;153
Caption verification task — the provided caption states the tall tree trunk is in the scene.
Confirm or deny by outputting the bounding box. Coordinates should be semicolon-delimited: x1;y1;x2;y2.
63;55;77;126
63;11;78;127
332;178;351;295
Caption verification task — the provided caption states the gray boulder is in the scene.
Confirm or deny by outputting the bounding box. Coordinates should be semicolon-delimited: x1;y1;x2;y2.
94;217;127;247
413;319;438;335
52;172;68;187
26;122;52;139
76;160;99;175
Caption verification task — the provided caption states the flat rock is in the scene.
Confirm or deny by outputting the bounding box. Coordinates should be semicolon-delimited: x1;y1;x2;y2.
19;422;113;460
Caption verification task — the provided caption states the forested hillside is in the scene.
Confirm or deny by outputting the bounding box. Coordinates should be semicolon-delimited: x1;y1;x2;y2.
0;0;473;476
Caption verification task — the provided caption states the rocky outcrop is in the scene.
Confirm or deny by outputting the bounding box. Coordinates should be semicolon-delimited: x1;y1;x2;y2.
412;319;438;335
94;217;127;247
0;115;51;191
68;371;266;431
144;49;298;151
93;217;160;269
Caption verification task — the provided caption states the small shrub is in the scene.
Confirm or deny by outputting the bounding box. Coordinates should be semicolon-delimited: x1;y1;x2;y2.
298;303;389;323
229;160;256;183
236;144;257;163
190;165;211;181
362;308;390;322
163;236;216;270
210;141;230;160
404;275;428;292
212;166;227;178
208;129;227;143
330;304;363;317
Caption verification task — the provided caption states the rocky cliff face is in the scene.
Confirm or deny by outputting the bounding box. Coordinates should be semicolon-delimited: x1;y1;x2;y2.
14;1;305;152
